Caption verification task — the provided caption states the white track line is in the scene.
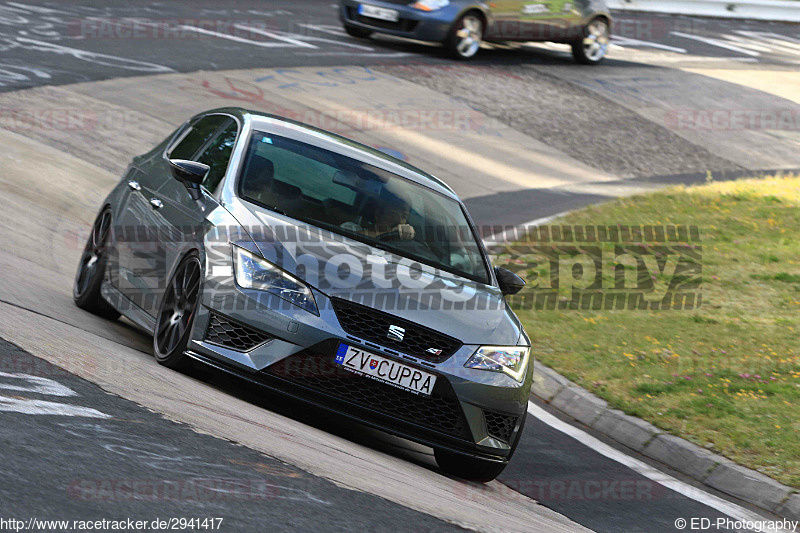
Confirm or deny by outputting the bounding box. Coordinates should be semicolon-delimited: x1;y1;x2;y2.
0;396;110;418
232;24;319;49
296;23;349;37
527;401;791;533
297;52;413;58
612;36;688;54
671;31;761;57
483;210;572;248
178;25;314;49
13;37;173;73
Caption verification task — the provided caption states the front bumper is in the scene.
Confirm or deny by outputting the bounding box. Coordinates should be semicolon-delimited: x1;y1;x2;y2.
339;0;458;43
188;277;531;460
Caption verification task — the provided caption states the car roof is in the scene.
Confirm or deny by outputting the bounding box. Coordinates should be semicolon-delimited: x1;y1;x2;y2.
196;107;459;199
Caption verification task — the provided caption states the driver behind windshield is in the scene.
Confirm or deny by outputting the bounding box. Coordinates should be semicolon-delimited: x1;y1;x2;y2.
341;192;416;241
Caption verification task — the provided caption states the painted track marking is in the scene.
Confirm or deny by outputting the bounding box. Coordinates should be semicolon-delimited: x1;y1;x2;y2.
527;401;791;533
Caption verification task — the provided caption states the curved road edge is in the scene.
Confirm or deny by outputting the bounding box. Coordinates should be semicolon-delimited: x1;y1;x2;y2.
530;360;800;521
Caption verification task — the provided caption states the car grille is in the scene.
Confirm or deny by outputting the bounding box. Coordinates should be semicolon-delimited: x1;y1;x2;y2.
330;297;462;364
345;7;419;32
484;411;518;443
264;341;471;440
205;312;272;352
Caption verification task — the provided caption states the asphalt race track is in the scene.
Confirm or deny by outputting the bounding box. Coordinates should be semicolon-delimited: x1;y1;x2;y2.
1;1;799;532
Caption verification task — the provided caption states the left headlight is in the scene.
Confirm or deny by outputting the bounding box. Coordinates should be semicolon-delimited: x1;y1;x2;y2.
411;0;449;11
465;346;530;382
232;245;319;315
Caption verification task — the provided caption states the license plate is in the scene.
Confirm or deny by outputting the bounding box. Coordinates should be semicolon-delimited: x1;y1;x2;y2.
358;4;400;22
335;343;437;396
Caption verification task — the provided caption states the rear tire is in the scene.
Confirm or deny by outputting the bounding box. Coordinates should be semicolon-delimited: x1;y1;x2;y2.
571;17;610;65
344;24;373;39
443;11;483;60
73;208;120;320
153;252;202;371
434;449;507;482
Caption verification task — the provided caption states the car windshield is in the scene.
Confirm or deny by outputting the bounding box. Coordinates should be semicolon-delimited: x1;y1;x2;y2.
238;131;491;285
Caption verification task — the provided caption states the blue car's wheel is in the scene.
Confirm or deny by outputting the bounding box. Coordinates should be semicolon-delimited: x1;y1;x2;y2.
444;11;483;60
572;17;610;65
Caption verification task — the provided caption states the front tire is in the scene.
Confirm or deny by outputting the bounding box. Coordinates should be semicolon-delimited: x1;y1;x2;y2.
434;449;507;482
572;17;610;65
73;208;120;320
153;253;202;370
444;12;483;60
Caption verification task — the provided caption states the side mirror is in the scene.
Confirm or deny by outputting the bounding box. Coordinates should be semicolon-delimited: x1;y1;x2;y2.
169;159;209;186
495;266;526;296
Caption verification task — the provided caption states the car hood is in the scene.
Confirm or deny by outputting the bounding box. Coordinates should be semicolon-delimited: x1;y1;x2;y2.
229;200;522;346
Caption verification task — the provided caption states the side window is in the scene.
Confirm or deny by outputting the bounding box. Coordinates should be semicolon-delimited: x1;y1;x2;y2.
168;115;229;161
196;119;238;194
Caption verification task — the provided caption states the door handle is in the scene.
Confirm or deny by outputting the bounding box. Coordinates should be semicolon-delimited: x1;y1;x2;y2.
149;198;163;209
127;180;141;191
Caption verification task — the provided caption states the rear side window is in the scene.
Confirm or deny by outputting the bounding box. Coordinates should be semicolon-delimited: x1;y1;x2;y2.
169;115;230;160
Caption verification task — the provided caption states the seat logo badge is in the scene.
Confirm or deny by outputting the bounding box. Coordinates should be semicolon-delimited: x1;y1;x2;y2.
387;325;405;342
426;348;443;356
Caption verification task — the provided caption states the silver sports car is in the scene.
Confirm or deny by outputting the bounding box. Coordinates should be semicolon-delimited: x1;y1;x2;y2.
74;108;532;481
340;0;612;62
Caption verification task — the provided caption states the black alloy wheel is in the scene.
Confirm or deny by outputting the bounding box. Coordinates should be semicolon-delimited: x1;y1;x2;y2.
73;208;120;320
154;253;202;369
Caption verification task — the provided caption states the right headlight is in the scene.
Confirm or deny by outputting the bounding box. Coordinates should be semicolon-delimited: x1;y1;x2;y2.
465;346;530;382
411;0;450;11
232;245;319;315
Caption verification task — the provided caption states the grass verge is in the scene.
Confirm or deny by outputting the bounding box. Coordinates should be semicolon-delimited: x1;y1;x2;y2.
495;175;800;487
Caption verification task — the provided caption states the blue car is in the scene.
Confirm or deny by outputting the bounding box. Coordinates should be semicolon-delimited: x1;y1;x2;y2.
340;0;611;62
